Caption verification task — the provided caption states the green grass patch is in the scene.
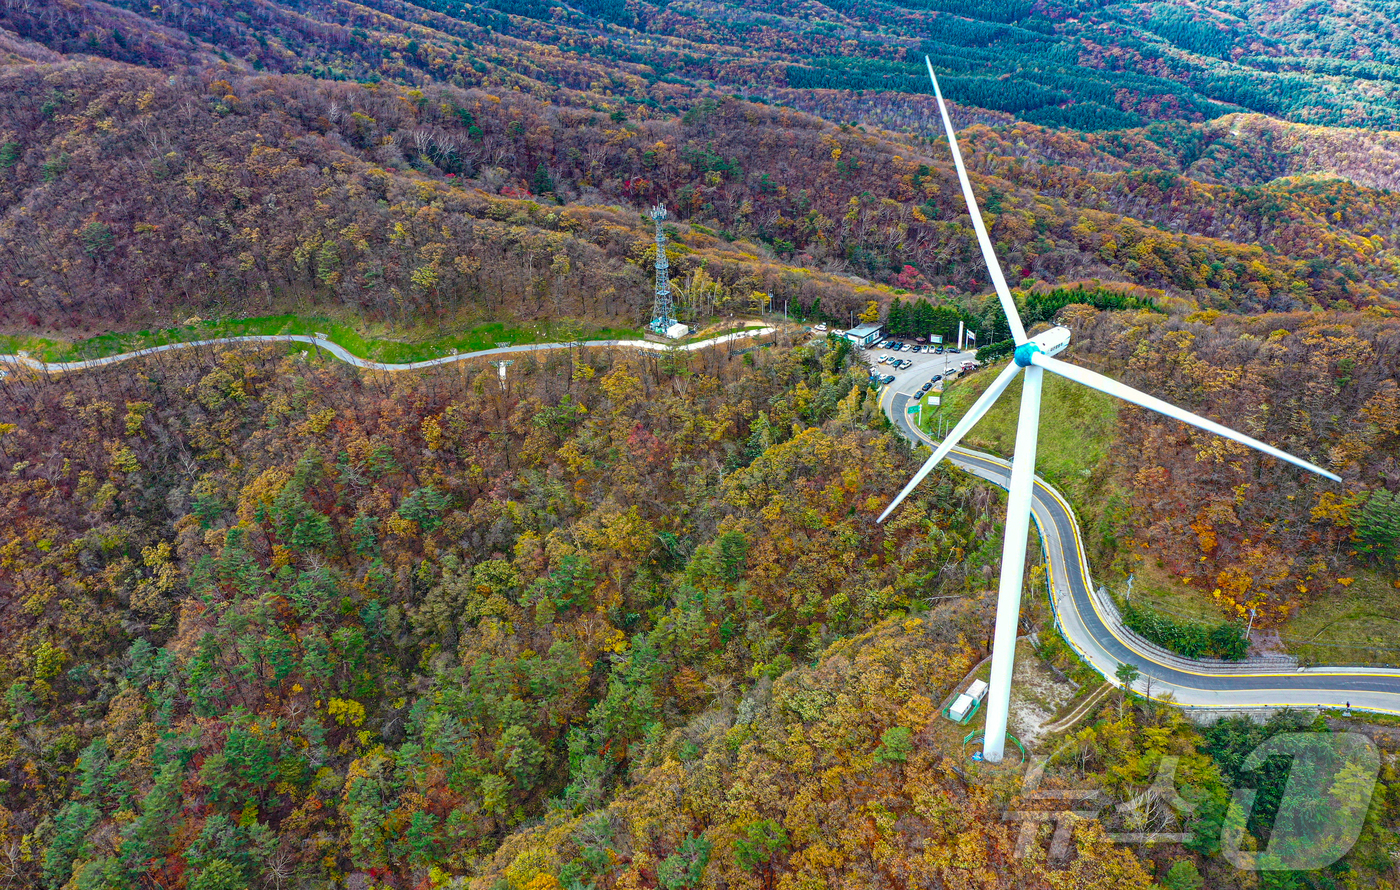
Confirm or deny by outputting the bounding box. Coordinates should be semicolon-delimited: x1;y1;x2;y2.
0;333;61;359
1125;561;1400;667
1;315;644;365
1123;559;1233;624
1280;570;1400;667
918;358;1121;527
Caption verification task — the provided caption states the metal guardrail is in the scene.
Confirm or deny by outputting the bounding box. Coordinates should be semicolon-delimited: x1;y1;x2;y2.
1088;586;1299;675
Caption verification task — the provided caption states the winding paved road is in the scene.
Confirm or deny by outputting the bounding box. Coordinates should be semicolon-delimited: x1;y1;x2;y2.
880;375;1400;717
0;328;775;375
8;327;1400;716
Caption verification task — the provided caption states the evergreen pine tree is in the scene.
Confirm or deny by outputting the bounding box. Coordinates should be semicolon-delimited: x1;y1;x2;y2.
888;299;906;336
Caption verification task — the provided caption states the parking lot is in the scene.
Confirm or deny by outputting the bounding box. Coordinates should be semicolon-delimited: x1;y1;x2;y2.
862;338;978;397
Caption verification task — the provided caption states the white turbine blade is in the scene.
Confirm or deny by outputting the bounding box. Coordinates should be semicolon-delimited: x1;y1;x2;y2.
879;361;1024;522
1031;353;1341;483
925;57;1027;346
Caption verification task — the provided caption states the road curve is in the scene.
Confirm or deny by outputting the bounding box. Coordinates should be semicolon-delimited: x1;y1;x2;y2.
0;328;775;375
881;378;1400;717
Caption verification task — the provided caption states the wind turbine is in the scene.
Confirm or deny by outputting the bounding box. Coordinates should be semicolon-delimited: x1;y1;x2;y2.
881;58;1342;764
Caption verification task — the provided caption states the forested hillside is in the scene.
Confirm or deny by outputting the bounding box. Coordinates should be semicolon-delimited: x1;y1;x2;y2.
5;1;1400;888
2;331;1398;890
12;0;1400;132
5;55;1400;338
4;0;1400;337
0;337;1021;888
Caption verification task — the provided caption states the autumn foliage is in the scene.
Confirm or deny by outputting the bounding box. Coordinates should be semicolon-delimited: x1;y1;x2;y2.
0;336;1048;887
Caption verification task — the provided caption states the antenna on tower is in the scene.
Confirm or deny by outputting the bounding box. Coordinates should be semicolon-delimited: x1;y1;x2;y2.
649;204;677;335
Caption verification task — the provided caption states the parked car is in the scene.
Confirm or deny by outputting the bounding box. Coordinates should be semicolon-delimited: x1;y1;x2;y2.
920;383;932;393
935;347;944;354
882;374;895;385
931;374;943;383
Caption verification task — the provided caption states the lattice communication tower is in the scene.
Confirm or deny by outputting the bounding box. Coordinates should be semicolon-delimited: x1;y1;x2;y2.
648;204;676;334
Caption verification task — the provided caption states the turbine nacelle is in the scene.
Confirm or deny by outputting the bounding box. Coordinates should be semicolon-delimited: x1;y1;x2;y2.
1015;326;1071;367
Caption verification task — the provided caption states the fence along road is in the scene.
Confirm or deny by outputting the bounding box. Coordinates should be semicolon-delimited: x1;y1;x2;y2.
882;383;1400;716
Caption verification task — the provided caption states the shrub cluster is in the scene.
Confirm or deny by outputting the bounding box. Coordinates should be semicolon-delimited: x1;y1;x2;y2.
1122;602;1248;660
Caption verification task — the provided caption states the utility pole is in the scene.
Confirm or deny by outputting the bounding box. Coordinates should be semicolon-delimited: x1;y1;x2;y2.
1246;607;1256;641
1126;573;1134;604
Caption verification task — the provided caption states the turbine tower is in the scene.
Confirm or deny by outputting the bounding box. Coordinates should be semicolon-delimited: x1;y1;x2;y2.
649;204;676;335
881;58;1342;764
